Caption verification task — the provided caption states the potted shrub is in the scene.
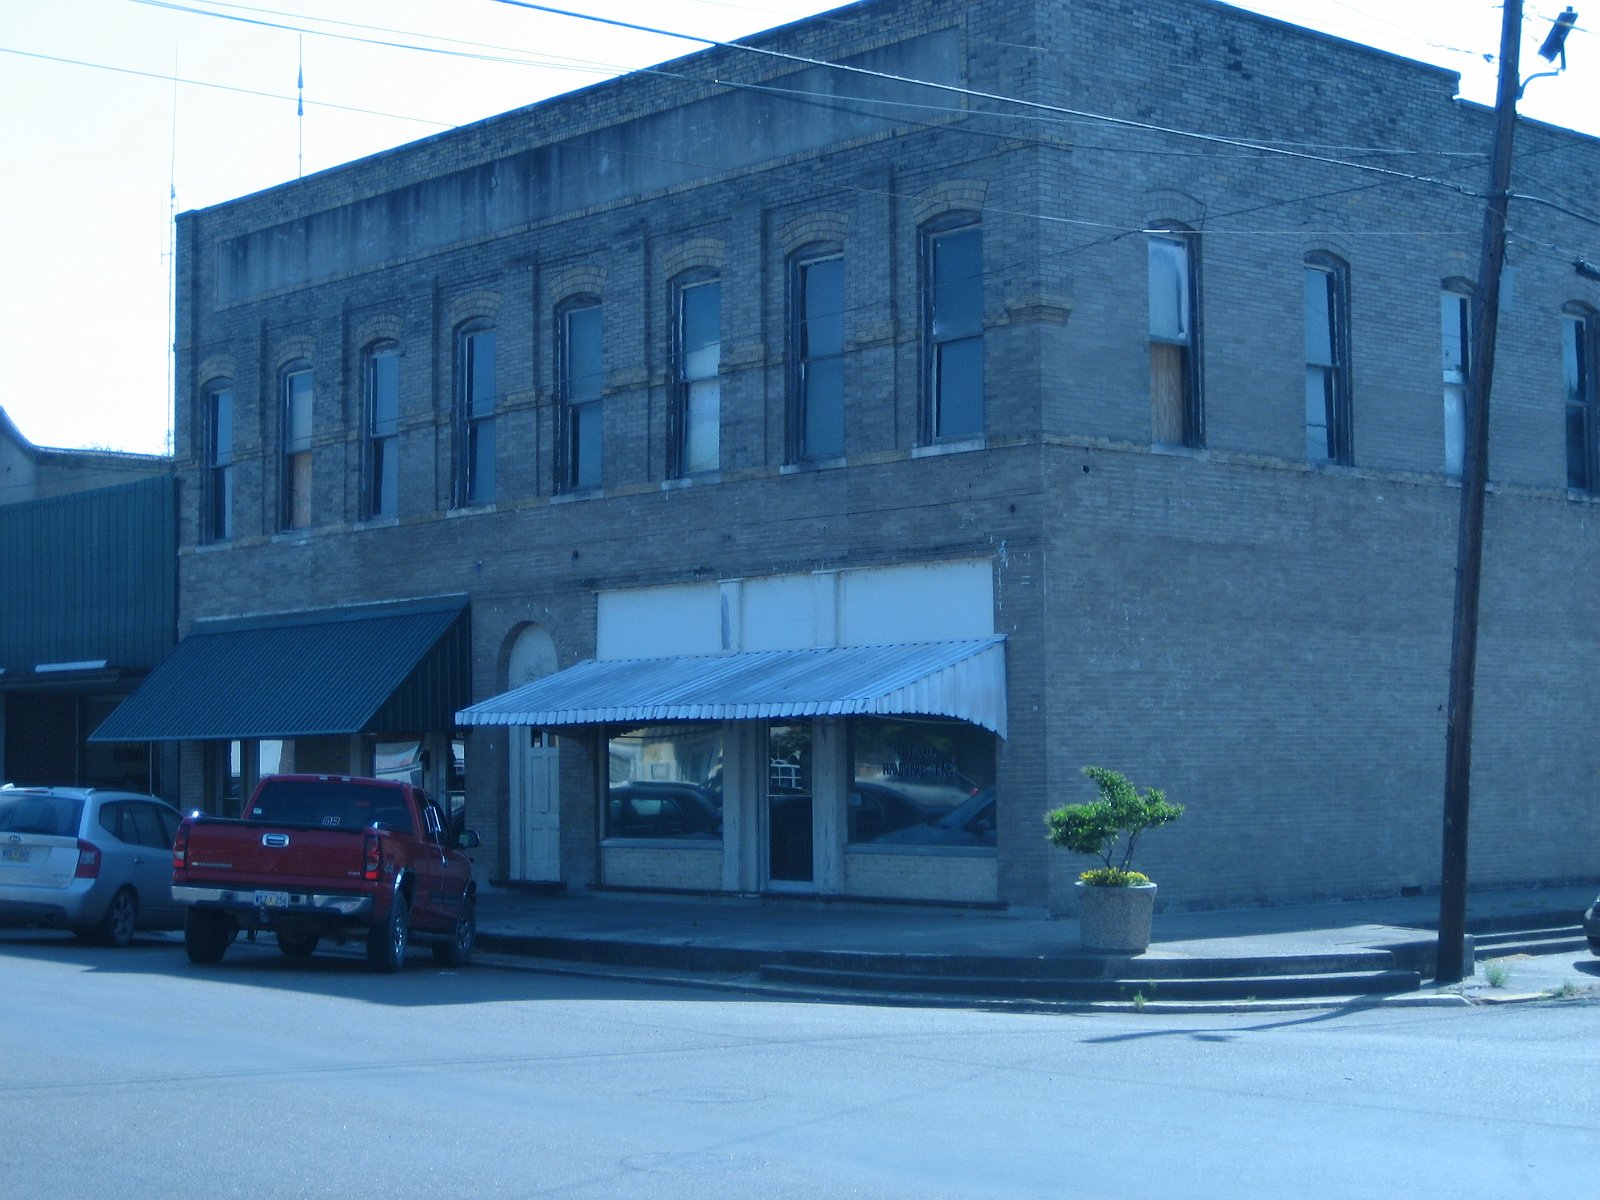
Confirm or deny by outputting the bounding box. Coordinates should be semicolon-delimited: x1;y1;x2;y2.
1046;766;1183;953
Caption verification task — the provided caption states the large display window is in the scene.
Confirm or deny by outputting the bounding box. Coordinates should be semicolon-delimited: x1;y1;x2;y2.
847;717;996;849
605;724;724;841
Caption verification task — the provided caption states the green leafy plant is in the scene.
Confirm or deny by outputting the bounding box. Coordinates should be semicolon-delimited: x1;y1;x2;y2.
1046;767;1183;886
1482;958;1511;988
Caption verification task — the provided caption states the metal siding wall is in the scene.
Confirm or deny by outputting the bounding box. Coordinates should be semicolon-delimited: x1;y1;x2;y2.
0;476;175;670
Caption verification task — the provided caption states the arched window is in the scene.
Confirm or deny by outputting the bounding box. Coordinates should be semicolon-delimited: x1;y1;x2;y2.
203;379;234;542
455;321;496;506
1304;253;1352;465
788;245;844;463
364;342;400;518
279;360;313;531
557;297;603;491
1564;303;1599;491
672;273;721;476
1441;280;1474;478
921;217;983;443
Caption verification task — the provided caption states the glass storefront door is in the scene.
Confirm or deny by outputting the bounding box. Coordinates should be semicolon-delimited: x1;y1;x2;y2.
766;722;813;886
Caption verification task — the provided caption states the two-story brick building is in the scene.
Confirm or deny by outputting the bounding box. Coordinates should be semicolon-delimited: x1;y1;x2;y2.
95;0;1600;913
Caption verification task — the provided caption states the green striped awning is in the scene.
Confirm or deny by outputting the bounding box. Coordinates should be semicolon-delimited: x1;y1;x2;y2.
90;596;469;743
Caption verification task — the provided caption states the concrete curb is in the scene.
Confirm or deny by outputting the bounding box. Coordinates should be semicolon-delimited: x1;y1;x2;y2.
470;949;1522;1014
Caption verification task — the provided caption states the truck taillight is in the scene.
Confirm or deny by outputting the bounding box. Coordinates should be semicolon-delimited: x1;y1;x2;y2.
172;822;190;871
75;840;101;879
363;829;382;881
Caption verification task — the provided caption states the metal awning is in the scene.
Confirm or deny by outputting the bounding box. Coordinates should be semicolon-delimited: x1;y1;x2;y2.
457;637;1007;737
89;596;470;743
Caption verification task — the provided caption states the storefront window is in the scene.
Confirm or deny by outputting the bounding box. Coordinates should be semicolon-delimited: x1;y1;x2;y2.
606;724;723;840
373;739;424;788
848;717;996;848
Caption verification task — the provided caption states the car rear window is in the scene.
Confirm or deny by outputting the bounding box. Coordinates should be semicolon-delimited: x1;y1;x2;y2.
0;794;84;837
248;779;411;831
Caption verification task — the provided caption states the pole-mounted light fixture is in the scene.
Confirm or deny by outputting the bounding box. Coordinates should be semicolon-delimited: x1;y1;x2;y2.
1538;6;1579;61
1522;7;1580;94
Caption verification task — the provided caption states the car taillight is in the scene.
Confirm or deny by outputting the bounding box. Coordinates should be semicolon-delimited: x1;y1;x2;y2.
75;840;101;879
172;822;190;871
362;829;382;881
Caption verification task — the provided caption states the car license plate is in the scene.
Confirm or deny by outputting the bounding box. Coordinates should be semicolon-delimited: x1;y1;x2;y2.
2;846;29;863
255;890;291;908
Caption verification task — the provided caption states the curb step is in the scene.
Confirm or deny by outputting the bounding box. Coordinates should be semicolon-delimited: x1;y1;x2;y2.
756;963;1422;1002
1474;927;1589;960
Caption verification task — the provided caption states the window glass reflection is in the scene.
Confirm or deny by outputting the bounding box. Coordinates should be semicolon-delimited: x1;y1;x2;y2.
606;724;723;840
848;718;996;849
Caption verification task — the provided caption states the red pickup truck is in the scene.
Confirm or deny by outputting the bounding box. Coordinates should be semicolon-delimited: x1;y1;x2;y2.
172;774;479;973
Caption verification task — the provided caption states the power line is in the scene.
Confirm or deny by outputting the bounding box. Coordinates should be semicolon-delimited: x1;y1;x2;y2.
0;45;454;127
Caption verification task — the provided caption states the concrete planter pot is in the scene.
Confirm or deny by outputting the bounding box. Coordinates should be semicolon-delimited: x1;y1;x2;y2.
1075;880;1157;953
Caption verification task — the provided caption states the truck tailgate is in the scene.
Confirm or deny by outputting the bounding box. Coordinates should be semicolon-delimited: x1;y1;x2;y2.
183;823;368;889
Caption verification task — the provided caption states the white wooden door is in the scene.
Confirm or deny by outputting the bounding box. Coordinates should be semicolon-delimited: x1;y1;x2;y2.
510;729;561;882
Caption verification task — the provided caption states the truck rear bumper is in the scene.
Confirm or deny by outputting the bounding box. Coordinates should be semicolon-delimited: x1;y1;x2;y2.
173;885;374;920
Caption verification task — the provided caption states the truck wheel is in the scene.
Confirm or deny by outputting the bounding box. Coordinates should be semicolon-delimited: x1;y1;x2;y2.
184;909;232;965
433;897;476;967
277;932;320;959
96;888;139;948
366;892;409;973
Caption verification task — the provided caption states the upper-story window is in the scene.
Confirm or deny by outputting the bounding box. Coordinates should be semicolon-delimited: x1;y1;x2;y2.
1565;306;1599;491
455;323;496;507
1304;254;1352;465
279;362;313;531
1149;229;1202;448
789;250;845;462
674;278;721;476
1441;283;1473;478
922;220;983;442
365;342;400;519
558;300;603;491
204;380;233;542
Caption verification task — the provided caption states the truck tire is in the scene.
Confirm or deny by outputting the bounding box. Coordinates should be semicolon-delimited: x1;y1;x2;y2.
185;909;232;965
366;891;409;973
433;896;476;967
277;932;320;959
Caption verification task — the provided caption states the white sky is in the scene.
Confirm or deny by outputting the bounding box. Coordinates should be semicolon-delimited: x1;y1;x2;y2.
1;0;1595;454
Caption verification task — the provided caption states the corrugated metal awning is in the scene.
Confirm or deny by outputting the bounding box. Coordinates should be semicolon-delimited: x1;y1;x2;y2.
89;596;470;743
457;637;1007;737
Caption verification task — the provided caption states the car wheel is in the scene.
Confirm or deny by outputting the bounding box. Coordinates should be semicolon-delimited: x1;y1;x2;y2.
1589;936;1600;956
366;891;409;973
432;896;476;967
277;932;320;959
184;908;232;965
97;888;138;948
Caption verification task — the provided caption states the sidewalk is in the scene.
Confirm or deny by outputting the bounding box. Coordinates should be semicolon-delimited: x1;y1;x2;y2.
472;882;1600;1011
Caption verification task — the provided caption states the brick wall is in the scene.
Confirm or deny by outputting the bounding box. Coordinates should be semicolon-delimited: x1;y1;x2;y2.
167;0;1600;911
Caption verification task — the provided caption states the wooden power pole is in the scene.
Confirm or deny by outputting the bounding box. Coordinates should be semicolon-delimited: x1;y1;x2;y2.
1436;0;1525;985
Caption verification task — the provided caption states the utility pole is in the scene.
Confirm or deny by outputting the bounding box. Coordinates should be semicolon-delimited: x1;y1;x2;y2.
1436;0;1524;985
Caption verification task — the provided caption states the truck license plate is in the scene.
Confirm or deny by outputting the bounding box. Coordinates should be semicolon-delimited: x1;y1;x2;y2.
2;846;29;863
255;890;291;908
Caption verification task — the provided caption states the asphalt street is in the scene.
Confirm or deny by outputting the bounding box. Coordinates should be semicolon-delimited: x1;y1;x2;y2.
0;929;1595;1199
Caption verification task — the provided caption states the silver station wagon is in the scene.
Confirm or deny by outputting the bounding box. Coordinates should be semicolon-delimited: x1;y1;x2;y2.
0;786;184;946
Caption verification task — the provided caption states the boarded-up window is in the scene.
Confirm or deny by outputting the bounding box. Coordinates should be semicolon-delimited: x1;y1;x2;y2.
1148;232;1200;446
